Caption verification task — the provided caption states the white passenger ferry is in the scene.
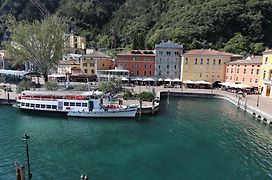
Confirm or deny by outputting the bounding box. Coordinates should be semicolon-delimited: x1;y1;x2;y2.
16;91;138;118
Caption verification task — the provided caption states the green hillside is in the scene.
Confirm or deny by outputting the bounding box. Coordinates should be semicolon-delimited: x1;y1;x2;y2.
1;0;272;55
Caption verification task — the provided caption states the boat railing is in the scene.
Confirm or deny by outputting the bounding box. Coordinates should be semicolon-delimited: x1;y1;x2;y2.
18;96;87;101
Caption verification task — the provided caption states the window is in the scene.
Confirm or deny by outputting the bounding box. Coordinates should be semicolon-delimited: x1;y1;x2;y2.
237;68;239;74
250;78;252;83
265;57;268;64
174;65;177;69
64;102;69;106
159;65;161;69
251;69;254;74
76;103;81;107
263;70;266;79
149;71;152;76
149;64;152;69
255;79;258;83
46;105;51;109
185;58;188;65
144;71;146;76
231;68;233;73
242;78;245;82
226;76;228;80
226;68;229;73
26;103;30;107
144;64;147;69
83;63;87;67
52;105;57;109
82;103;87;107
256;69;259;75
207;59;209;65
41;104;45;108
199;73;202;77
167;65;170;69
219;59;221;65
21;103;25;106
35;104;40;108
84;69;87;73
243;69;246;74
213;59;216;65
236;77;238;81
30;104;35;108
70;102;75;106
137;71;139;75
200;59;203;65
230;76;232;80
91;70;94;74
195;58;198;65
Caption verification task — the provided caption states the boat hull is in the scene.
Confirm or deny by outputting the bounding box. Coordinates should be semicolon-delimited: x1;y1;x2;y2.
67;108;138;118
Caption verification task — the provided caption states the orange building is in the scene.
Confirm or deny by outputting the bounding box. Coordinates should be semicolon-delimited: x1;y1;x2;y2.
116;50;155;78
225;56;262;88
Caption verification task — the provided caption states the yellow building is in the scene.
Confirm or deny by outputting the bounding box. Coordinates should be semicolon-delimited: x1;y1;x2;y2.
181;49;241;84
260;50;272;97
66;34;86;49
80;51;114;75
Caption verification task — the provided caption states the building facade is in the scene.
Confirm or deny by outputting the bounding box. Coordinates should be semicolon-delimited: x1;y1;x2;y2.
155;42;183;79
260;50;272;97
80;51;114;75
116;50;155;78
66;34;86;49
181;49;237;84
225;56;262;88
57;60;81;75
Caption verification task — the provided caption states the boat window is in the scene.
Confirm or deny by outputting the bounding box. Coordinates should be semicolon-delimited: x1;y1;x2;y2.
82;103;87;107
64;102;69;106
41;104;45;108
21;103;25;106
46;105;51;109
70;102;75;106
26;103;30;107
35;104;40;108
30;104;35;107
52;105;57;109
76;103;81;107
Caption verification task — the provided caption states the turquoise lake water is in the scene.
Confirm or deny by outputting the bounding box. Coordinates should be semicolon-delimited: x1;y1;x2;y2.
1;97;272;180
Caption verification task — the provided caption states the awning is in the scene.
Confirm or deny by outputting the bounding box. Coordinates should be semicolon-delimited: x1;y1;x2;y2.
195;80;212;85
183;80;195;84
143;77;155;82
164;78;172;82
130;77;142;81
121;77;129;81
235;84;252;89
172;78;182;82
158;78;163;81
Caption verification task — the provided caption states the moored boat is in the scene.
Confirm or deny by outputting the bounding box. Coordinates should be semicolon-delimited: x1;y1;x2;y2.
15;91;138;118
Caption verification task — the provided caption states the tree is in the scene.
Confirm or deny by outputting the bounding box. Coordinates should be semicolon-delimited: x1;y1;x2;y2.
223;33;249;55
5;15;65;82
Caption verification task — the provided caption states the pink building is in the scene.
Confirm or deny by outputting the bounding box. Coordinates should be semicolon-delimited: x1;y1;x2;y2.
225;56;262;88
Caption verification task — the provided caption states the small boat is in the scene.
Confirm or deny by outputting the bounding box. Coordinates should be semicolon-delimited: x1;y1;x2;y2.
67;105;138;118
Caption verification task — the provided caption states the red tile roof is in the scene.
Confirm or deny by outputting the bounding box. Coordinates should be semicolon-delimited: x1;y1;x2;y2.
226;56;262;65
59;60;79;65
184;49;240;57
117;50;155;56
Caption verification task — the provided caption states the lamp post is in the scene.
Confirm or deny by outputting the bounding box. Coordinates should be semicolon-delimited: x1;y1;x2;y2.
257;86;261;107
22;134;32;180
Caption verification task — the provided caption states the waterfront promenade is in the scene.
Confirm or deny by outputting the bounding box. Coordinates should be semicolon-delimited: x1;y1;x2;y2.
1;83;272;118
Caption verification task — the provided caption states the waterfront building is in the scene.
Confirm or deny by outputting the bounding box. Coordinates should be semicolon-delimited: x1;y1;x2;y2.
57;60;81;75
97;68;129;81
116;50;155;78
225;56;262;88
260;50;272;97
80;51;114;75
181;49;240;84
155;42;183;80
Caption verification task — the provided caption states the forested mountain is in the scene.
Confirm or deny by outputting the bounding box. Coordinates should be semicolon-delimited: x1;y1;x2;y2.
1;0;272;55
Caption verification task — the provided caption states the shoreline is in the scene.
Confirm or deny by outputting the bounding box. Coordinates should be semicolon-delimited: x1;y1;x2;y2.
1;89;272;124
